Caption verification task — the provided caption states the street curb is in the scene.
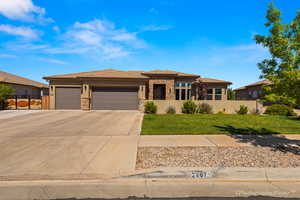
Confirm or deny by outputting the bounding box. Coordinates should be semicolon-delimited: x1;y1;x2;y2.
1;167;300;182
1;168;300;199
0;177;300;199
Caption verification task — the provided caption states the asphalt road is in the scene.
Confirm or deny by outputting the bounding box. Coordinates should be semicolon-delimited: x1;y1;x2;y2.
51;197;300;200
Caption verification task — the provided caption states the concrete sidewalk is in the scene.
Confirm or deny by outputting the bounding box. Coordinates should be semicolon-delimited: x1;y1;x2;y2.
138;134;300;147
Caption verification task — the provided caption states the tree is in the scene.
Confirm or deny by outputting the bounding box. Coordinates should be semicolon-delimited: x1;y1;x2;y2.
192;81;208;100
255;3;300;107
0;84;13;109
227;88;236;100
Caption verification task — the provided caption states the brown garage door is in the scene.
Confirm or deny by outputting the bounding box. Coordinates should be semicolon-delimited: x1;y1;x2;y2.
92;87;138;110
55;87;81;109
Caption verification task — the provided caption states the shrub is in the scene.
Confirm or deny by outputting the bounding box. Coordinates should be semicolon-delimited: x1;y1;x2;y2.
265;104;296;116
237;105;248;115
197;103;213;114
144;101;157;114
182;100;197;114
166;106;176;114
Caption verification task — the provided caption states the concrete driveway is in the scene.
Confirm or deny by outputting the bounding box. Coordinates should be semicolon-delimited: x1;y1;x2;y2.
0;110;143;180
0;110;142;137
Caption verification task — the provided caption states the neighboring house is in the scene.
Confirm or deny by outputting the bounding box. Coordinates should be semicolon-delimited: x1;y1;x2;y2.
0;71;49;98
234;80;272;100
44;69;232;110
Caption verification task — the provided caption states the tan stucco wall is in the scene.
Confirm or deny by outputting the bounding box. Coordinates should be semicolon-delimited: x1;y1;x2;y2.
140;100;262;114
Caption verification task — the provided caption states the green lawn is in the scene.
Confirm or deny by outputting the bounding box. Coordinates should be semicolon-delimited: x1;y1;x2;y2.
141;114;300;135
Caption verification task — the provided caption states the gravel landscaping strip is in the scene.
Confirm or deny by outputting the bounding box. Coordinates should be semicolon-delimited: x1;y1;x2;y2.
136;147;300;169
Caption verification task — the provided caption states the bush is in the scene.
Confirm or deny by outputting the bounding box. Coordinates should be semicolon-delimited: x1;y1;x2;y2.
166;106;176;114
265;104;296;116
197;103;213;114
182;100;197;114
144;101;157;114
237;105;248;115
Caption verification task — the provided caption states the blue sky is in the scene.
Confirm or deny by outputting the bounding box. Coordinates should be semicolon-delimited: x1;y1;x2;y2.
0;0;299;88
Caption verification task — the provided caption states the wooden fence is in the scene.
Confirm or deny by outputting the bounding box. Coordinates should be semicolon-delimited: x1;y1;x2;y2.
42;96;49;110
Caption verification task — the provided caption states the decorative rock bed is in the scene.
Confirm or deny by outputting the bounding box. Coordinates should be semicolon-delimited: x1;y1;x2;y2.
136;147;300;169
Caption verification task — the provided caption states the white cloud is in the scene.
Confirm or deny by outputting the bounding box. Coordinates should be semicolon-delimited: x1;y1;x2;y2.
36;57;67;65
140;24;173;32
52;26;60;33
47;19;146;59
0;24;39;39
0;0;52;23
74;20;114;32
68;30;102;45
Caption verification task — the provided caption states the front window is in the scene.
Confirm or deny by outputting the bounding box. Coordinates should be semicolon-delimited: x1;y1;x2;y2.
181;89;186;100
187;89;191;100
207;89;213;100
252;90;258;98
215;88;222;100
176;89;180;100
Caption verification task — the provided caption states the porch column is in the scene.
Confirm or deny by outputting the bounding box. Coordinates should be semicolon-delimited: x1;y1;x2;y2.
81;84;90;110
179;88;182;100
195;86;198;100
138;85;146;100
148;81;154;100
49;85;56;110
212;88;215;100
185;87;188;100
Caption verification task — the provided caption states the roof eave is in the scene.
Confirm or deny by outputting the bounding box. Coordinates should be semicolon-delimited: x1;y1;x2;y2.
44;76;149;80
1;80;48;88
78;76;149;80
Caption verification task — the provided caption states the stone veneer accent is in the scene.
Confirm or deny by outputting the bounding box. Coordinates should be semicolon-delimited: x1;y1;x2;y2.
148;78;175;100
138;85;146;100
49;85;55;109
81;98;90;110
81;84;90;110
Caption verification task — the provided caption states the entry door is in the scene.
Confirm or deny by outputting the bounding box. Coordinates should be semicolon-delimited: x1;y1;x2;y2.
92;87;138;110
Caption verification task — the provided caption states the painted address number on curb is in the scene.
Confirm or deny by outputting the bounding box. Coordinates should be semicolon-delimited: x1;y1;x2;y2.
191;171;210;179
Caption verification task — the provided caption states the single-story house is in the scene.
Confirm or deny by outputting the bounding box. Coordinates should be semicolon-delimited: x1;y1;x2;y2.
43;69;232;110
234;80;272;100
0;71;49;98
